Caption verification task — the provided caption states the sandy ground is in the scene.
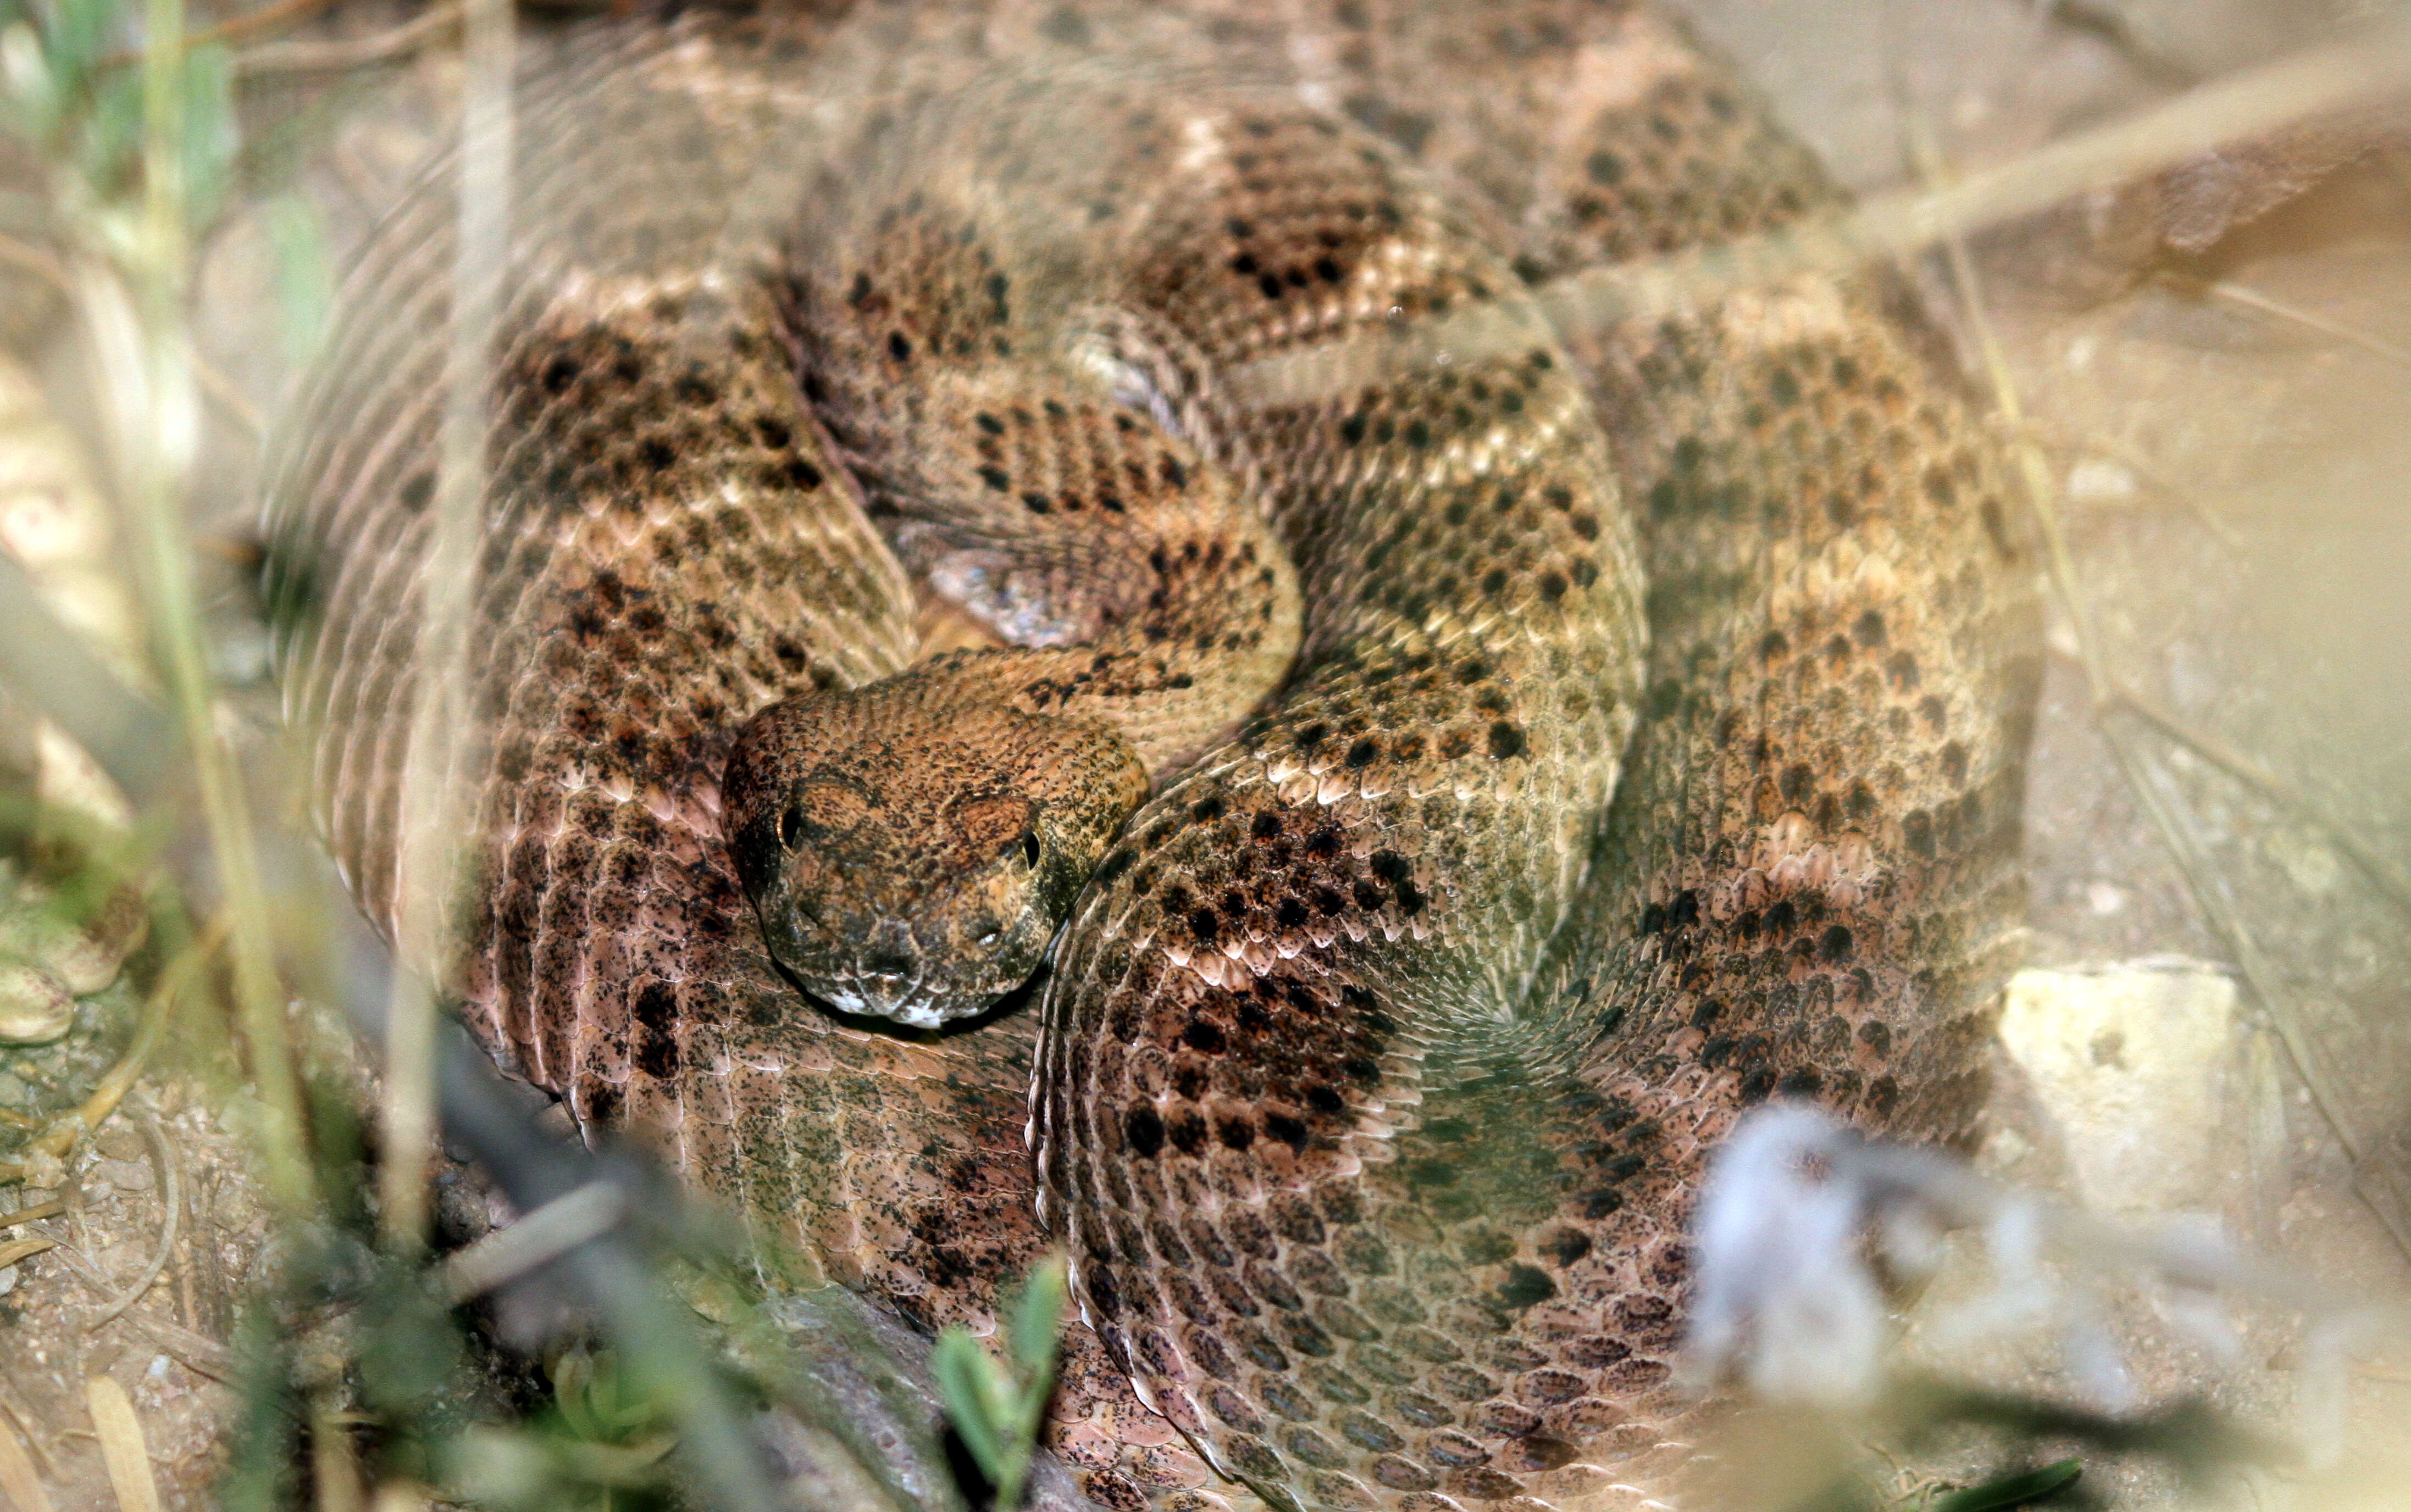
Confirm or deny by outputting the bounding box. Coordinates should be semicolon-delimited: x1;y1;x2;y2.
4;0;2410;1507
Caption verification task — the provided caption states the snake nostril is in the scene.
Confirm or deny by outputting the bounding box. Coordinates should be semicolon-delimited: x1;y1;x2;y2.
861;947;914;979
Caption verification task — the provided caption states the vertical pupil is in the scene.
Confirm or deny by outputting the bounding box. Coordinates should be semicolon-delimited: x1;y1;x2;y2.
780;807;803;848
1019;832;1041;865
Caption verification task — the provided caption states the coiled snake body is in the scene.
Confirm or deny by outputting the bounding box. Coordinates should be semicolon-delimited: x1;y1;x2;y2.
264;3;2040;1508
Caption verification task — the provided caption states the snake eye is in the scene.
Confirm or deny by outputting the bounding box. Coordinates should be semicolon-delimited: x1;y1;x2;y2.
780;805;805;849
1018;831;1041;866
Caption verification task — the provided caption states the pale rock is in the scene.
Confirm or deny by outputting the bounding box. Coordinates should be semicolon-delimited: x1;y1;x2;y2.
1997;958;2275;1222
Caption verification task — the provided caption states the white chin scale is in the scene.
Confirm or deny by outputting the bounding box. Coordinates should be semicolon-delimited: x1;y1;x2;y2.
823;984;953;1032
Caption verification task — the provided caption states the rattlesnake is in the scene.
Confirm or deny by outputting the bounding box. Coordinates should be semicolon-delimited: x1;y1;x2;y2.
262;3;2041;1508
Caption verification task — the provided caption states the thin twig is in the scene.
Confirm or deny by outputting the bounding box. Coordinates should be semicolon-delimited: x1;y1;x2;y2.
96;0;340;67
2203;276;2411;368
0;1200;64;1228
82;1103;181;1330
231;1;462;78
2028;421;2246;552
2104;679;2411;921
2036;640;2411;920
0;1236;57;1267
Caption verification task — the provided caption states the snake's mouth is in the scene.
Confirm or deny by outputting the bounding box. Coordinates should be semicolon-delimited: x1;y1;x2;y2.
816;969;945;1030
757;888;1058;1030
791;948;1040;1030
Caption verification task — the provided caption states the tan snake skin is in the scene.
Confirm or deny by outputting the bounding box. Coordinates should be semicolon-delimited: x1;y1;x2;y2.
262;4;2041;1508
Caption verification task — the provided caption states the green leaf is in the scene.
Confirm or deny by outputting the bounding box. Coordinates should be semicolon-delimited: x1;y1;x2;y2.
932;1327;1010;1483
46;0;114;102
80;65;141;192
265;190;330;369
178;42;237;226
1009;1250;1069;1383
1933;1459;2083;1512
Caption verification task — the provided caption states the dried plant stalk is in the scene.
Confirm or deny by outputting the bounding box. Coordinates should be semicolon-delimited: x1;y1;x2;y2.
1234;15;2411;406
83;1376;160;1512
59;0;323;1215
378;0;514;1254
0;1411;52;1512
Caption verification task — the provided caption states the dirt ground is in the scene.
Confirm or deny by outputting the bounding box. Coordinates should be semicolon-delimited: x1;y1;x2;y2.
4;0;2410;1507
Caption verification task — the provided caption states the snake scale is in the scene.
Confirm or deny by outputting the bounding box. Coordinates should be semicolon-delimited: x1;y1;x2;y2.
262;2;2041;1508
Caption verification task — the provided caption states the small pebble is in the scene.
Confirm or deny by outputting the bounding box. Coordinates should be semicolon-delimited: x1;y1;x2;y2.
0;880;141;996
0;955;73;1044
92;1157;154;1193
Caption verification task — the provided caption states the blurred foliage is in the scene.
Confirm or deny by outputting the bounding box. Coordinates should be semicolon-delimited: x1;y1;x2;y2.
0;0;236;245
263;187;328;369
1931;1458;2085;1511
933;1252;1066;1511
438;1347;687;1512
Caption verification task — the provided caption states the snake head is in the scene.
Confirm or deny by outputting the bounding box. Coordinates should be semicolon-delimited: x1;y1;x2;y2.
722;677;1148;1030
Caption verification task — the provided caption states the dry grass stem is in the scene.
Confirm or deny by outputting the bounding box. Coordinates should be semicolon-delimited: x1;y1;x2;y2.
81;1376;159;1512
441;1181;628;1304
310;1392;365;1512
2032;639;2411;921
0;1413;54;1512
2101;671;2411;921
65;0;324;1214
2202;276;2411;368
0;1236;57;1268
378;0;513;1254
50;1244;242;1380
2038;423;2246;552
192;355;262;438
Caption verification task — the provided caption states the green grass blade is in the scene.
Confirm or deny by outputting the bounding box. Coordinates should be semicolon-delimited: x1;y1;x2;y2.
932;1328;1011;1484
1933;1459;2083;1512
1009;1250;1069;1382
